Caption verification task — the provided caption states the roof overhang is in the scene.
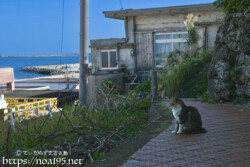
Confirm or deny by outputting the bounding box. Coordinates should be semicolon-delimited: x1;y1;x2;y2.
90;38;133;49
103;3;220;20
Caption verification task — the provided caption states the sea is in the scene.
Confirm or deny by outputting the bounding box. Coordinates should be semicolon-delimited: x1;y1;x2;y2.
0;55;90;79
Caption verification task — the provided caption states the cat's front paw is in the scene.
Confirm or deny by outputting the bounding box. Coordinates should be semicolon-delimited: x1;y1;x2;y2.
177;130;182;134
172;130;177;134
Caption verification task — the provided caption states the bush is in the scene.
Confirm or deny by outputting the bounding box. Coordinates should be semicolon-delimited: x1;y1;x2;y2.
200;92;215;103
160;52;211;98
129;78;151;97
214;0;250;12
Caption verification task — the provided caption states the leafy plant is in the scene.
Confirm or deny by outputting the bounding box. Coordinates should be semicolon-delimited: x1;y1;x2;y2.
200;92;215;103
160;52;211;98
214;0;250;12
129;78;151;97
93;152;105;160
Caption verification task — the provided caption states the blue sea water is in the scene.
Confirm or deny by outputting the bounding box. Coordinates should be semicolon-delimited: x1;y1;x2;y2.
0;56;80;79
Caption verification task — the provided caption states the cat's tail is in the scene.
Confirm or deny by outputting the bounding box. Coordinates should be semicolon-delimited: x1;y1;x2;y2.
182;127;207;134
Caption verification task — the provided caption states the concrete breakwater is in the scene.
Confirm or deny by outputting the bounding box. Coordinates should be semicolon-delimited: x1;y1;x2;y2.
21;64;80;75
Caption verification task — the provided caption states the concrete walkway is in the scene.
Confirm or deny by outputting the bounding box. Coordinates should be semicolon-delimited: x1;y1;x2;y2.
123;101;250;167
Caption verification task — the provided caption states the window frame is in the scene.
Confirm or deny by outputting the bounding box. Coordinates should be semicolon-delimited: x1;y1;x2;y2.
100;50;118;70
154;32;188;68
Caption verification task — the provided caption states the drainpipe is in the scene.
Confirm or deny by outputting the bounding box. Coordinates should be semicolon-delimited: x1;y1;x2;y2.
132;16;137;73
117;46;120;67
125;17;129;42
204;26;208;50
117;16;129;69
118;16;129;44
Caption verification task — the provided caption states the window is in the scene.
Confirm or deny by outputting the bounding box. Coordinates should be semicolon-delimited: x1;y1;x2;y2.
100;50;118;69
154;32;188;67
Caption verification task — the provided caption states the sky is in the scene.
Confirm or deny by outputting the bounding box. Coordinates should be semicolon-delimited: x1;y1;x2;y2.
0;0;215;55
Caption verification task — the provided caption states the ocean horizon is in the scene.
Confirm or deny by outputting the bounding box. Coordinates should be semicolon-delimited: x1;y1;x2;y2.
0;55;90;79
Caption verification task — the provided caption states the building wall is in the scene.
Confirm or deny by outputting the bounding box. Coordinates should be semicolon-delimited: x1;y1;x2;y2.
125;11;224;71
126;10;223;52
0;68;15;91
197;27;206;49
87;73;124;106
91;9;224;74
207;24;220;50
91;46;134;74
91;47;100;74
133;11;223;32
119;48;135;73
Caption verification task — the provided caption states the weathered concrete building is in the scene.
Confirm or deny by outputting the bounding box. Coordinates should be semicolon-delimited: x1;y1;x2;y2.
91;3;224;75
88;3;224;105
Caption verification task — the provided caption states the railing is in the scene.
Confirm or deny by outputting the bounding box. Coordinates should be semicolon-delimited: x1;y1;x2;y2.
5;98;57;108
2;98;58;131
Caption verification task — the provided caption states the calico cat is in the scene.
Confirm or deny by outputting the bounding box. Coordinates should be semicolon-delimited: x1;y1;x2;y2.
170;98;206;134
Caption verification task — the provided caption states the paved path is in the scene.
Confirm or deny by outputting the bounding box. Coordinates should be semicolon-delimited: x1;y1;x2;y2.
123;101;250;167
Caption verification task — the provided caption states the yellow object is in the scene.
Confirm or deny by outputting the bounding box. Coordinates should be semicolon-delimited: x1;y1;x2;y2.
3;98;57;120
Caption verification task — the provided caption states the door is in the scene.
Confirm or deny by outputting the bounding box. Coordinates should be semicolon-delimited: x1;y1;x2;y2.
135;32;154;71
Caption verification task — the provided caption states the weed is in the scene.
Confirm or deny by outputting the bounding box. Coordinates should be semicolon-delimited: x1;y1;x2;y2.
93;152;105;160
0;93;152;162
200;92;215;103
129;78;151;97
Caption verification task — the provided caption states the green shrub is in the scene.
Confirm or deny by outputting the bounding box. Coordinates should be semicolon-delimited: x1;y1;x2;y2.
200;92;215;103
93;152;105;160
160;52;211;98
214;0;250;12
129;78;151;96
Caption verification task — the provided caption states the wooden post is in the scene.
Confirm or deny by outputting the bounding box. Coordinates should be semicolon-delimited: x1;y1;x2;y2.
10;108;15;132
151;70;158;101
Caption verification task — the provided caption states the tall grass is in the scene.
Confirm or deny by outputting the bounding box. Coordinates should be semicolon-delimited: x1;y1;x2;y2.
160;52;211;98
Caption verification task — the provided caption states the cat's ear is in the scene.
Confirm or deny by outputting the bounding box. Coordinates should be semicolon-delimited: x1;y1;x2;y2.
173;92;179;98
172;94;178;99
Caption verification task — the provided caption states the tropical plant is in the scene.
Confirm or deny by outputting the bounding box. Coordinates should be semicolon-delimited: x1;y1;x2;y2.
184;14;199;46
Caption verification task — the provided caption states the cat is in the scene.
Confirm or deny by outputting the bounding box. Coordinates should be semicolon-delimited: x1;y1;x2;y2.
170;98;206;134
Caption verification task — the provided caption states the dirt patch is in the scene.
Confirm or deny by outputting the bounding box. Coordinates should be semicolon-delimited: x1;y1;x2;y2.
88;101;172;167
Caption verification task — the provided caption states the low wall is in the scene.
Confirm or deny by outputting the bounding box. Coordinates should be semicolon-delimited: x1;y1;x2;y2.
87;73;125;106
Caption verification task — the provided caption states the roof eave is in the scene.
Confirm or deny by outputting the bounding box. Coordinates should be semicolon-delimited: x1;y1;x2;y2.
103;3;220;20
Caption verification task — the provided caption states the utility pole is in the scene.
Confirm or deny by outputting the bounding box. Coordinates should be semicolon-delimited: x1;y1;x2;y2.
79;0;89;106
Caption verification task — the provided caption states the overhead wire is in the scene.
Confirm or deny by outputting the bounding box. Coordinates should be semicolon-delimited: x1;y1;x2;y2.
120;0;124;10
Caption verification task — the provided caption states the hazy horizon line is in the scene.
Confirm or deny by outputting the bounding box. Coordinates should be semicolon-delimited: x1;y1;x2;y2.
0;53;91;57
